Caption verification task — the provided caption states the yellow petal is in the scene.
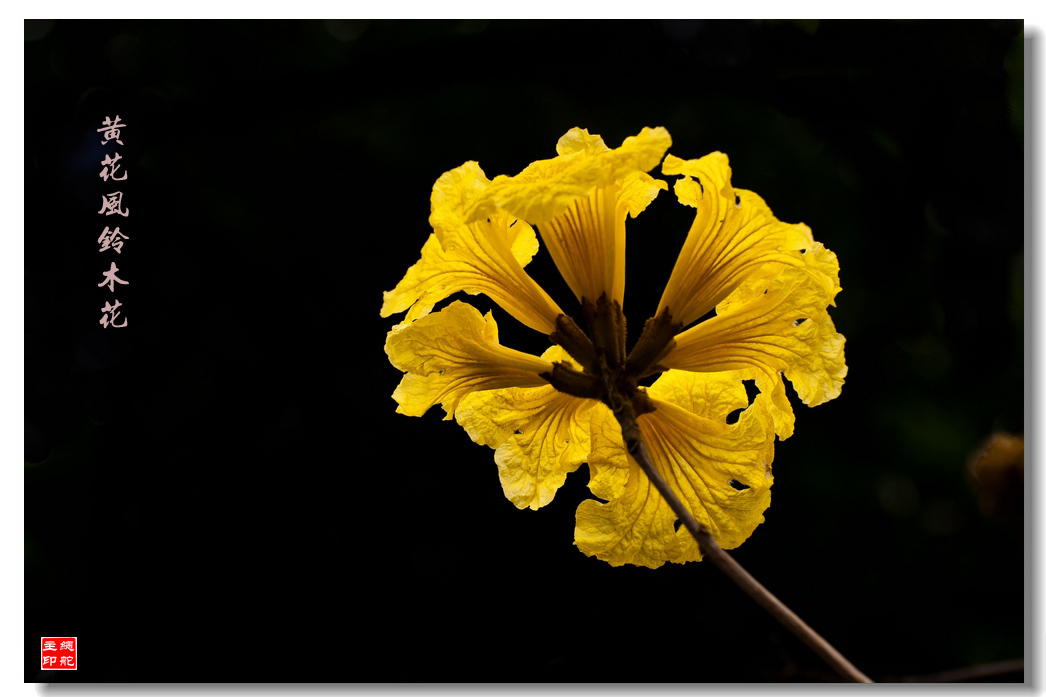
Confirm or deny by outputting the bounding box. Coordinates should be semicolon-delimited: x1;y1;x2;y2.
582;403;630;503
385;301;552;419
575;404;682;568
618;170;669;218
457;391;594;510
381;161;564;334
649;368;779;467
739;367;796;441
646;367;749;423
657;152;827;328
455;346;596;510
661;243;847;431
478;127;672;224
555;127;612;157
575;380;774;568
472;127;671;305
640;396;774;561
539;181;624;305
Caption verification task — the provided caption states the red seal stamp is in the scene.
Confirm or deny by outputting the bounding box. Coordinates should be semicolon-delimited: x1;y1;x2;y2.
41;637;76;670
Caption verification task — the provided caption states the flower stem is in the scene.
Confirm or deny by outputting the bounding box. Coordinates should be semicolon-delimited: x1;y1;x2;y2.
605;375;873;683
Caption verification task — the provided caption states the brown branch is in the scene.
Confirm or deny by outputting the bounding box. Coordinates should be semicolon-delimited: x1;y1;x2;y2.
899;658;1024;683
604;370;873;684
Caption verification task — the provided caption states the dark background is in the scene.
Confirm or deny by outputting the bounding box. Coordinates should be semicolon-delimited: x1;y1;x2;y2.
25;19;1025;683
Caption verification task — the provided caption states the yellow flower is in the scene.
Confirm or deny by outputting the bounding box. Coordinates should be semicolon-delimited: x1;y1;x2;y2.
382;127;845;568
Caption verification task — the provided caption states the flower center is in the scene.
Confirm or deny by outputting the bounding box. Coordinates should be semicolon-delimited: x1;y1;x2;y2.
541;293;682;416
